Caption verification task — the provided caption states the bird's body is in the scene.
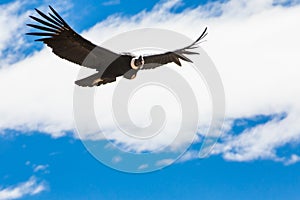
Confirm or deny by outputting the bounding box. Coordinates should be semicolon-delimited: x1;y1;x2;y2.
104;55;133;77
27;6;207;87
75;54;136;86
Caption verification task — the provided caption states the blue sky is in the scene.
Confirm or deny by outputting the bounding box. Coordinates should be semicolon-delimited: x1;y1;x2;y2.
1;132;300;200
1;0;300;199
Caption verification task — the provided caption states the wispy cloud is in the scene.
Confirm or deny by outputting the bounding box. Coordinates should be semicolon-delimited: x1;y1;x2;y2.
156;158;174;166
0;176;46;200
138;164;149;170
0;1;30;66
112;156;122;163
284;154;300;165
102;0;120;6
33;164;49;173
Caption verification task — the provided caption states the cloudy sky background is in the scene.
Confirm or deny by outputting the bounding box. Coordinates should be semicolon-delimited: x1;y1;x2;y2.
1;0;300;199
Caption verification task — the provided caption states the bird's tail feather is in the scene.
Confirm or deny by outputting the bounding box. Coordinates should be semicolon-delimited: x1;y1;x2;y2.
75;73;116;87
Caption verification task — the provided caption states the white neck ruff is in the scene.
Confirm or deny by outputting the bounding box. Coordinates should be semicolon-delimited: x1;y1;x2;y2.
130;56;144;70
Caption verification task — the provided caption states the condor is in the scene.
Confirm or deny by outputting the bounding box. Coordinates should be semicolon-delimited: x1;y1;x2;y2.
27;6;207;87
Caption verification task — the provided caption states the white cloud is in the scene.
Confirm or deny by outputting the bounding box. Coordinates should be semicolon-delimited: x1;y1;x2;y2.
156;158;174;166
284;154;300;165
137;164;149;170
176;150;199;163
0;0;300;163
112;156;122;163
0;1;30;66
25;161;30;166
0;176;46;200
0;49;78;137
33;164;48;173
212;110;300;162
102;0;120;6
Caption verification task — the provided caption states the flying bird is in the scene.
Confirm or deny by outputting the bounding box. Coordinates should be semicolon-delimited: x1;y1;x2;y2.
26;6;208;87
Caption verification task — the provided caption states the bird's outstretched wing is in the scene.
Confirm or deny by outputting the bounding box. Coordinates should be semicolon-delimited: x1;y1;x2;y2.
142;27;207;70
26;6;119;70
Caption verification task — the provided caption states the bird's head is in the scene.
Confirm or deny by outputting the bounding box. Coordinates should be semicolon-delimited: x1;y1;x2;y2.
130;55;144;70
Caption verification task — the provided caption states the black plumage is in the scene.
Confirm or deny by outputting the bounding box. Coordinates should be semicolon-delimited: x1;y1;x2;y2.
26;6;208;87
